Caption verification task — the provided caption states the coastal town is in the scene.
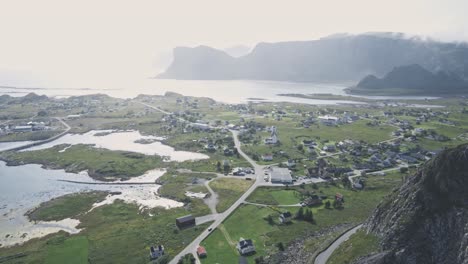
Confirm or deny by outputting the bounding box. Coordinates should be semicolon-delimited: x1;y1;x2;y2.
0;92;467;264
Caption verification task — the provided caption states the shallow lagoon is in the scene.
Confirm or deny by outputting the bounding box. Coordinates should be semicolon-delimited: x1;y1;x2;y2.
23;130;209;162
0;161;182;247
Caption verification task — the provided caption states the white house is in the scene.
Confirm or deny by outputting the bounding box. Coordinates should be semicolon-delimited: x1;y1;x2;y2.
264;126;278;144
12;125;33;132
191;123;211;131
318;115;340;126
237;238;255;255
149;245;165;260
279;211;293;224
269;167;293;184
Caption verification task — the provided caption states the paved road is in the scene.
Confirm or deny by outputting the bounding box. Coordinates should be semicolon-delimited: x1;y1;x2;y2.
138;101;405;263
314;224;363;264
168;130;267;264
243;201;301;207
203;179;219;215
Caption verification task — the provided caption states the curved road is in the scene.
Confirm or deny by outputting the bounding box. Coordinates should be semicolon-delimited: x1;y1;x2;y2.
138;101;396;264
168;130;267;264
0;117;71;153
314;224;363;264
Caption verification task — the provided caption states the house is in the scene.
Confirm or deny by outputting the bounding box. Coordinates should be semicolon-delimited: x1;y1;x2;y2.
197;246;207;258
204;144;216;152
12;125;32;132
149;245;165;260
269;167;293;184
66;114;81;119
302;139;315;147
335;193;344;203
237;238;255;255
286;159;296;168
412;128;425;136
323;144;336;152
318;115;340;126
264;126;278;144
261;154;273;161
303;195;322;206
223;147;234;156
279;211;292;224
191;123;212;131
232;167;246;176
176;215;195;229
353;182;364;190
305;167;320;178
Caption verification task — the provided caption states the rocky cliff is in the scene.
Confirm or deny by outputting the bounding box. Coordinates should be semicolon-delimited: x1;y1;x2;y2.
157;33;468;83
356;144;468;264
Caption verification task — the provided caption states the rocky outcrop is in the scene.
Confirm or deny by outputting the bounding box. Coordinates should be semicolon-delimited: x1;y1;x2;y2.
356;144;468;264
353;64;468;94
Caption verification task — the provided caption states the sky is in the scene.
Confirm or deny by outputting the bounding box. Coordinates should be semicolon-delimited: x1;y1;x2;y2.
0;0;467;87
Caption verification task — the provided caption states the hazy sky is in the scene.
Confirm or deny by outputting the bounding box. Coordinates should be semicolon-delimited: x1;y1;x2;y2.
1;0;467;87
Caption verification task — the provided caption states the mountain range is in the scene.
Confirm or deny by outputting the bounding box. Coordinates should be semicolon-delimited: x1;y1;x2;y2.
157;33;468;83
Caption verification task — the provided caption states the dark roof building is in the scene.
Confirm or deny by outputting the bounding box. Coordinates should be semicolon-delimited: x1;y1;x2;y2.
237;238;256;255
176;215;195;229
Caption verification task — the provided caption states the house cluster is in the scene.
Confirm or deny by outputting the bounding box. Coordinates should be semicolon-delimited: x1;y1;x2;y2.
197;135;240;161
298;110;360;128
304;158;352;180
0;121;51;135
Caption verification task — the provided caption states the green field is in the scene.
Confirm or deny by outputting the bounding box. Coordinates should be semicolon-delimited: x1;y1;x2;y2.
246;188;301;205
0;200;211;264
201;171;406;263
157;171;214;216
28;191;108;221
327;230;380;264
0;144;167;181
0;130;62;142
45;235;89;264
242;118;396;164
209;178;253;212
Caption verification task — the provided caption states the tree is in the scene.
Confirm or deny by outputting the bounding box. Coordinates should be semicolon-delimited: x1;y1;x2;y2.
297;144;304;151
342;176;351;188
304;209;314;223
37;110;48;116
264;214;274;225
276;242;285;251
255;257;265;264
295;207;304;220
